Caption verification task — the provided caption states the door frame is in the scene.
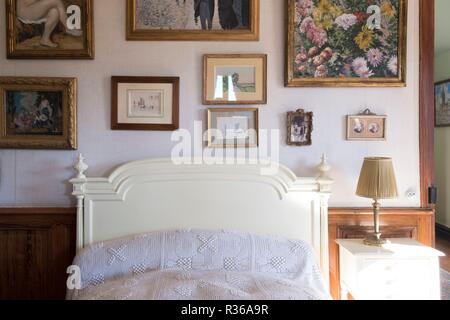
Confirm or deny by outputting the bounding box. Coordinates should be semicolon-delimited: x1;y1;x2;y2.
419;0;435;208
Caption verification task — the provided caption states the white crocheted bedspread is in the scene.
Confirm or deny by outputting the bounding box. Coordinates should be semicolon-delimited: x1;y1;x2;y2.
67;230;331;300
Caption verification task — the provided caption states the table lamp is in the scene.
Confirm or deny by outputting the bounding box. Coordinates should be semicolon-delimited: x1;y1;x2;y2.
356;157;398;246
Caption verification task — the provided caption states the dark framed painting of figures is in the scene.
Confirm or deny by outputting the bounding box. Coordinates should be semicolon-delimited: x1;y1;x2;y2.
286;0;407;87
6;0;94;59
287;109;313;146
126;0;260;41
435;79;450;127
0;77;77;149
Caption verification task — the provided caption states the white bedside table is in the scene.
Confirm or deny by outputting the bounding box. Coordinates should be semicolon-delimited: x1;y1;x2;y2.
336;238;445;300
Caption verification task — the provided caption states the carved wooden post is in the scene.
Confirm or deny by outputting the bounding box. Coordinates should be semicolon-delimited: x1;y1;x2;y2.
316;154;333;291
70;154;88;251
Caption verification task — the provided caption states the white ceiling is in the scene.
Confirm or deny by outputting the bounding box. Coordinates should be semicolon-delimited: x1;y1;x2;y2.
435;0;450;55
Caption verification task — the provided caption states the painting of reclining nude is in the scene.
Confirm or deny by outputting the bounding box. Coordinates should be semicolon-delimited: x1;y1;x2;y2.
127;0;259;41
6;0;94;59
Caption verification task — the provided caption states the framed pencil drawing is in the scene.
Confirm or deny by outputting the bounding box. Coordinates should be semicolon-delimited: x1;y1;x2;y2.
286;0;407;87
126;0;260;41
6;0;94;59
111;76;180;131
0;77;77;149
203;54;267;105
207;108;258;148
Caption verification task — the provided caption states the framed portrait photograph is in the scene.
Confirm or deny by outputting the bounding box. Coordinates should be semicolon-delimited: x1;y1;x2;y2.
286;0;407;87
435;79;450;127
347;111;386;141
0;77;77;149
203;54;267;105
126;0;259;41
6;0;94;59
207;108;258;148
287;109;313;146
111;77;179;131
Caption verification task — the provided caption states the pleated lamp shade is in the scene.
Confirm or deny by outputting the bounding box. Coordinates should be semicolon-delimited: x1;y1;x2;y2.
356;157;399;199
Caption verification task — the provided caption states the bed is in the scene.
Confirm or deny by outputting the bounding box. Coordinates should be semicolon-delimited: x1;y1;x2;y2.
68;156;333;300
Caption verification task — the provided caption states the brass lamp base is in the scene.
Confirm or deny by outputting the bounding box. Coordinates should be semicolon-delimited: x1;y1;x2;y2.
364;233;390;247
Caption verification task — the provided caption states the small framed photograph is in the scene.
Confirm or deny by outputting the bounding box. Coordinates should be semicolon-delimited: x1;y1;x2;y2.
203;54;267;105
6;0;94;59
435;79;450;127
0;77;77;149
347;110;386;141
207;108;258;148
111;77;179;131
287;109;313;146
126;0;260;41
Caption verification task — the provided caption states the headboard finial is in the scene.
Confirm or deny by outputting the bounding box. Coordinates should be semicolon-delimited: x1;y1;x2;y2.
317;153;332;180
74;154;88;179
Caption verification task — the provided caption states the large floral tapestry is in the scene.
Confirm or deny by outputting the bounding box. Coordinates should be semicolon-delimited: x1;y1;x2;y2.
287;0;406;86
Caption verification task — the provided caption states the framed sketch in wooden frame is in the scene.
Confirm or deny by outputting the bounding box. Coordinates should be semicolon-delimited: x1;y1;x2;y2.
6;0;94;59
111;77;179;131
287;109;313;146
435;79;450;127
347;110;386;141
126;0;260;41
203;54;267;105
285;0;407;87
0;77;77;149
207;108;258;148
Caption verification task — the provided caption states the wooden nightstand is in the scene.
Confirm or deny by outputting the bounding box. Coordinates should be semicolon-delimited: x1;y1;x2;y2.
336;238;444;300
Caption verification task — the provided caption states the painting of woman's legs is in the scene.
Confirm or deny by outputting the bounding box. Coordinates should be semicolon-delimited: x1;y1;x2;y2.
15;0;84;49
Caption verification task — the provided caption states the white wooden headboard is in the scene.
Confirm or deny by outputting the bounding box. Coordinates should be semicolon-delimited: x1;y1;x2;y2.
70;156;333;285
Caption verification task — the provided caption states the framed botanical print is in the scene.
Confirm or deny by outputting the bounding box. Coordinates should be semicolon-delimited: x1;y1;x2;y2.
207;108;258;148
347;110;386;140
6;0;94;59
126;0;259;41
111;77;179;131
287;109;313;146
435;79;450;127
203;54;267;105
0;77;77;149
286;0;407;87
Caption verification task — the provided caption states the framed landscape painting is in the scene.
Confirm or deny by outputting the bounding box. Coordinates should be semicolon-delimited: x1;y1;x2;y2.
203;54;267;105
286;0;407;87
6;0;94;59
0;77;77;149
126;0;259;41
111;76;179;131
435;79;450;127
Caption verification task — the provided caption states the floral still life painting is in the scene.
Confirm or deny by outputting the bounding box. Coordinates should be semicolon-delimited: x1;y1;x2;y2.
286;0;407;87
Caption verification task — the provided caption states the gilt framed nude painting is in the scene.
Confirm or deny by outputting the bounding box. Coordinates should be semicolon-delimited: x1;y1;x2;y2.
6;0;94;59
126;0;260;41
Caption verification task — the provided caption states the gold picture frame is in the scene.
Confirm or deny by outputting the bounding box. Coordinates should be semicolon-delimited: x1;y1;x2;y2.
0;77;77;149
207;108;259;148
203;54;267;105
126;0;260;41
347;110;387;141
287;109;313;146
6;0;94;59
285;0;407;87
